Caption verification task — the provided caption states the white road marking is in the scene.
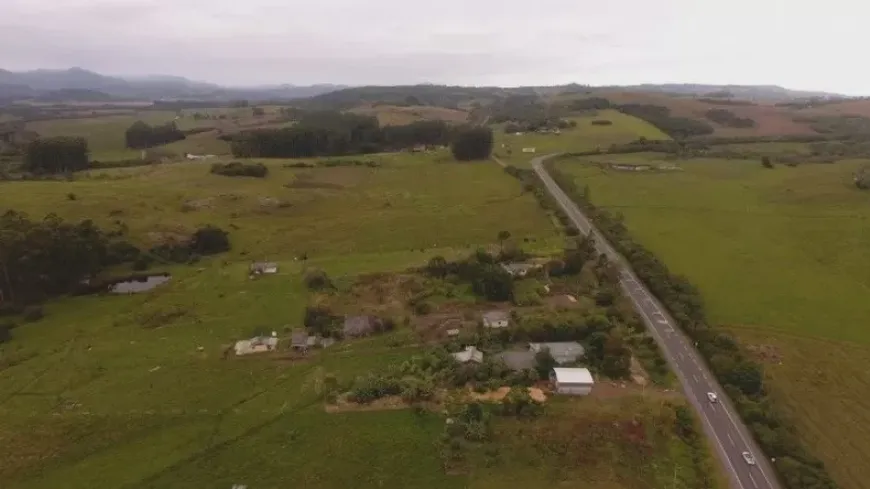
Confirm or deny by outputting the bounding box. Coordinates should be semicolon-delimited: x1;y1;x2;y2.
678;353;684;360
727;433;735;447
749;472;759;489
693;374;700;383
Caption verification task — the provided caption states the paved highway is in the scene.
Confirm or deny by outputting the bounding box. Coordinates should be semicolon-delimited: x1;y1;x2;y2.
531;154;781;489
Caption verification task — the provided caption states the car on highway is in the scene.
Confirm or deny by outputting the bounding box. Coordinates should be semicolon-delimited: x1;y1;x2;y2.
742;451;757;465
707;392;718;403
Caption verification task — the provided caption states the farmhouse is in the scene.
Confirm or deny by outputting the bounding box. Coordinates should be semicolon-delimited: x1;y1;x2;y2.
250;262;278;275
550;368;594;396
529;342;585;365
343;315;376;338
452;346;484;364
234;334;279;356
482;310;510;329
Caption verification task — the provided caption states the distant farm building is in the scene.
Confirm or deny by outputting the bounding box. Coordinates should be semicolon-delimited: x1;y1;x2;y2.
452;346;484;364
482;310;510;329
551;367;594;395
521;147;536;153
250;262;278;275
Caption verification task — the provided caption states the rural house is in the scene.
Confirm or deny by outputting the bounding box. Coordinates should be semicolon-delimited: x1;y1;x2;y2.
343;315;376;338
500;263;539;278
249;262;278;275
529;342;585;365
482;310;510;329
452;346;484;364
550;368;594;396
234;334;279;356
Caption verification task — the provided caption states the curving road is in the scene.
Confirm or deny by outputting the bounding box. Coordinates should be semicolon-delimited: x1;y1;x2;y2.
531;154;781;489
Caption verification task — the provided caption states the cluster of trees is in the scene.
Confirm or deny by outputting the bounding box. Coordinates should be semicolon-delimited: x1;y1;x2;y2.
616;104;714;139
209;161;268;178
795;114;870;135
227;111;454;158
698;97;757;106
704;109;756;128
124;121;185;149
0;211;136;306
544;161;839;489
23;137;89;174
450;127;493;161
425;250;513;301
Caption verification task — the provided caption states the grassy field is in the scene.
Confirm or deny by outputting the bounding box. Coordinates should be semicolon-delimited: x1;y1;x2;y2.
0;147;716;488
493;110;669;167
556;155;870;489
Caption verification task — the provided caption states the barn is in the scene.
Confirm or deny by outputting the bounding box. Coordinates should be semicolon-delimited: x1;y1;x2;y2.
550;368;594;396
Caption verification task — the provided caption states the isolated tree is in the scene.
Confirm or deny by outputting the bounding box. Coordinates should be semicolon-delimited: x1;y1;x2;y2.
497;230;511;253
451;127;494;161
761;156;774;169
23;137;89;174
426;255;449;278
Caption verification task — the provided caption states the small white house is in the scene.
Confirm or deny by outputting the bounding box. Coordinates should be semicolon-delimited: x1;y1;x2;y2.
521;147;536;153
482;310;510;329
452;346;484;364
550;367;594;396
234;334;278;356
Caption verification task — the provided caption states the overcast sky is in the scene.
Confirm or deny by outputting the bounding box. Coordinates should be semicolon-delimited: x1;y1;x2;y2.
1;0;865;94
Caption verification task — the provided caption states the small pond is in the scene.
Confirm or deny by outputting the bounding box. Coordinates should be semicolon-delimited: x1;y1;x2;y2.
109;274;172;294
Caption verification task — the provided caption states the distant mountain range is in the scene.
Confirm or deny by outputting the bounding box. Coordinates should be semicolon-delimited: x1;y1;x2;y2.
0;67;347;103
0;67;848;105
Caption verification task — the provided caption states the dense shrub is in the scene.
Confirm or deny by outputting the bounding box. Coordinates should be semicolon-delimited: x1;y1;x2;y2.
590;119;612;126
303;268;333;291
189;226;230;255
210;161;268;178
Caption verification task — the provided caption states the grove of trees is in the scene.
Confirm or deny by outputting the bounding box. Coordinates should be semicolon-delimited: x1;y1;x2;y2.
227;111;452;158
705;108;756;128
616;104;714;139
23;137;89;173
451;127;493;161
124;121;185;149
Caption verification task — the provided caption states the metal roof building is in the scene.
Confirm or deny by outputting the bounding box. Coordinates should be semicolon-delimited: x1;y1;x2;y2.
551;368;594;396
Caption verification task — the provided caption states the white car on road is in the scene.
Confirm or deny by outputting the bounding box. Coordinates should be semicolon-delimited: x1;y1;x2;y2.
742;451;757;465
707;392;718;403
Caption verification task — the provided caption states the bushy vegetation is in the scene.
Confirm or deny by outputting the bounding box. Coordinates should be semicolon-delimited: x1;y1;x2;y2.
504;118;576;134
544;161;839;489
451;126;494;161
794;115;870;135
705;108;755;128
568;97;611;111
616;104;714;139
209;161;268;178
124;120;185;149
424;250;513;301
23;137;89;174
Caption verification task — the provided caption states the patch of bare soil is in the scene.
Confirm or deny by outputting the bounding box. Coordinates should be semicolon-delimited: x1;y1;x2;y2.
746;343;783;364
589;381;680;401
629;356;649;386
325;395;410;413
181;198;214;211
545;294;580;309
467;386;548;403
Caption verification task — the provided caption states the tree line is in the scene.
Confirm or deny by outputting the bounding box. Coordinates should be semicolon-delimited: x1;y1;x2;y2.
543;161;838;489
225;110;492;161
23;137;89;174
705;108;756;128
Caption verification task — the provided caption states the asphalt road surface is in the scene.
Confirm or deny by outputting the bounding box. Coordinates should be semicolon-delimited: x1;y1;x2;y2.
531;154;781;489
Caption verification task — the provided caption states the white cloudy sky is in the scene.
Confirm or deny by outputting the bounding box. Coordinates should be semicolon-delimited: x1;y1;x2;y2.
1;0;865;93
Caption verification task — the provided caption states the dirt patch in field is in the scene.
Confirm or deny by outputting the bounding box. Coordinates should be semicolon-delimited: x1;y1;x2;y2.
590;381;680;401
468;386;548;403
746;343;783;364
325;395;411;413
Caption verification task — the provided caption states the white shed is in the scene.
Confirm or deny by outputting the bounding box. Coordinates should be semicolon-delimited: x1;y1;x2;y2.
550;367;594;396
